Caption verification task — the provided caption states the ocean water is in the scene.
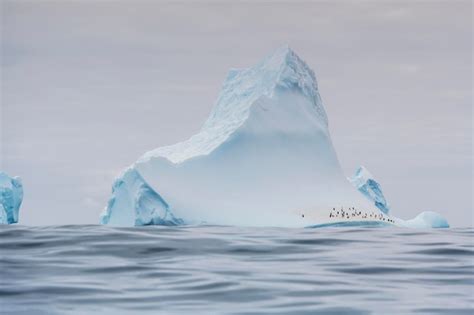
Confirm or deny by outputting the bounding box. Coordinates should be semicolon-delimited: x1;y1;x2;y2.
0;225;473;315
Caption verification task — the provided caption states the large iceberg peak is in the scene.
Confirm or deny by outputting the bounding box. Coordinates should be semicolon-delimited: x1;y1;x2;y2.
0;172;23;224
210;45;327;130
264;45;321;93
140;46;328;164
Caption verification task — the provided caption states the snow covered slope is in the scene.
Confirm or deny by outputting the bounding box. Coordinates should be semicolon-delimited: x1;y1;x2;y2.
0;172;23;224
102;46;383;227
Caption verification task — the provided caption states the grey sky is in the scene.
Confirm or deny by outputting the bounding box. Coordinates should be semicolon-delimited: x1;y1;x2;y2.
1;1;472;226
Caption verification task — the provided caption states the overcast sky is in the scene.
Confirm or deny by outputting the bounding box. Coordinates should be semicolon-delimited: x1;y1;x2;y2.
1;0;472;226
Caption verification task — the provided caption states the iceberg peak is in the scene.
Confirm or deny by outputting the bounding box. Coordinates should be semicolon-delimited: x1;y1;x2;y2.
258;45;301;71
140;46;328;165
259;45;308;72
212;45;327;128
253;45;325;120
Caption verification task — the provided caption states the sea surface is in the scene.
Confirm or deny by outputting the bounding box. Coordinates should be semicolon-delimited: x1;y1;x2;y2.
0;225;473;315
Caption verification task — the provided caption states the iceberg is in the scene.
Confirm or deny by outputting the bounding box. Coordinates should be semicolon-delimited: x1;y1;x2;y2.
349;166;390;214
0;172;23;224
399;211;450;228
100;168;183;226
349;166;449;228
102;46;385;227
101;46;447;228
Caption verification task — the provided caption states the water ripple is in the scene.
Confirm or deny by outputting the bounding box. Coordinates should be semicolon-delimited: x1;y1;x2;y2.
0;225;472;314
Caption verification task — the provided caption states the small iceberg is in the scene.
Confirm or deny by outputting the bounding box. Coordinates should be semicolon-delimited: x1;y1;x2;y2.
0;172;23;224
350;166;449;228
349;166;390;214
399;211;450;228
100;168;183;226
